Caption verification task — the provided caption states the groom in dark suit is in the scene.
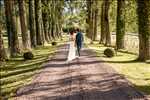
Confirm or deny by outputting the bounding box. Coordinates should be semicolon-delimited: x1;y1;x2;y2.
75;29;84;56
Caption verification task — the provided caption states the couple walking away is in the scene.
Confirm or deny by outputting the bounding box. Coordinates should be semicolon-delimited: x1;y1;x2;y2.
67;29;84;61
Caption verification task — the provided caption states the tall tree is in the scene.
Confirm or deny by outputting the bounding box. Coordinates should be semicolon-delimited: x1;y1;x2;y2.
100;1;106;44
116;0;125;49
4;0;11;47
137;0;150;61
29;0;36;48
50;0;57;40
42;0;50;43
18;0;31;50
93;8;98;41
0;2;7;61
86;0;92;39
5;0;20;57
0;25;7;61
47;0;53;40
100;0;111;45
35;0;44;45
92;0;98;41
104;0;111;46
41;16;45;43
87;0;94;42
55;0;63;39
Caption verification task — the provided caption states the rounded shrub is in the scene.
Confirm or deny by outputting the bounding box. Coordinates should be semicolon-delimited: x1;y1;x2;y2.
23;52;34;60
104;48;115;57
51;41;57;46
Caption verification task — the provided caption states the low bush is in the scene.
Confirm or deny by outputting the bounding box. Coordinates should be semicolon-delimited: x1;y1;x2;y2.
104;48;115;57
23;52;34;60
51;41;57;46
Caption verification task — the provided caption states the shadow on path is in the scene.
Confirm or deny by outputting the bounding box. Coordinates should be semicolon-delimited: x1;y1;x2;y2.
15;44;147;100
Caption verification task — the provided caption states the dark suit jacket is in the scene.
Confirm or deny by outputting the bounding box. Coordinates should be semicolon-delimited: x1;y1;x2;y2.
75;32;83;47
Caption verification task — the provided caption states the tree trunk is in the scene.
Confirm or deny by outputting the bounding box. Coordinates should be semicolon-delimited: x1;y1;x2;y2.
137;0;150;61
51;19;55;39
29;0;36;48
91;0;98;42
48;19;52;41
18;0;31;50
47;0;52;41
93;9;98;41
35;0;44;45
56;0;63;39
41;18;46;43
105;0;111;46
90;8;95;44
86;0;92;39
16;15;21;36
4;0;11;48
9;0;20;57
90;1;94;40
42;15;50;42
100;1;106;44
51;0;56;40
100;1;111;45
0;26;7;61
0;3;7;61
116;0;125;49
42;0;50;43
87;1;94;43
55;23;59;38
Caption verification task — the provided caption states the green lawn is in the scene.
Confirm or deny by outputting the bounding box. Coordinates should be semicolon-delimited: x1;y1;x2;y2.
0;36;67;99
87;41;150;96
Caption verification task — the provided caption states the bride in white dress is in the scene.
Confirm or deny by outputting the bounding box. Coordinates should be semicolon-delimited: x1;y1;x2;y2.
67;31;76;61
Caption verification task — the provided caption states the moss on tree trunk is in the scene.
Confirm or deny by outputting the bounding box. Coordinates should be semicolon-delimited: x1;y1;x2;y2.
42;0;50;43
35;0;44;45
100;1;106;44
18;0;31;50
104;0;111;46
137;0;150;61
29;0;37;48
116;0;125;49
92;0;98;42
5;0;21;57
100;0;111;45
4;0;11;48
0;3;7;61
86;0;92;39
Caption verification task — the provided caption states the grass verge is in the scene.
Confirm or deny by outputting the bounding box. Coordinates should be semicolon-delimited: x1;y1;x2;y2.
87;41;150;97
0;36;67;99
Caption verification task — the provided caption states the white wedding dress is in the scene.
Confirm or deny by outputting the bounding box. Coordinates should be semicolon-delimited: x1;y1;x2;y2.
67;35;76;62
